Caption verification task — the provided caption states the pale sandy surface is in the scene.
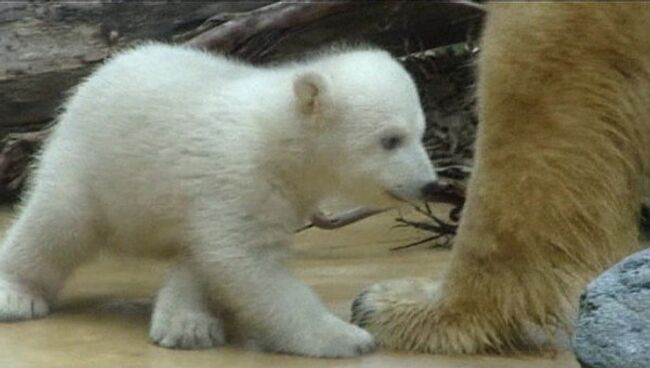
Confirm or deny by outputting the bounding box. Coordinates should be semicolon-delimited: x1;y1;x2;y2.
0;207;579;368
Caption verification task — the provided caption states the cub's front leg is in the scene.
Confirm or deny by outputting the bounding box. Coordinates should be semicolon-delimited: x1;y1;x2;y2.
150;260;225;349
189;215;375;358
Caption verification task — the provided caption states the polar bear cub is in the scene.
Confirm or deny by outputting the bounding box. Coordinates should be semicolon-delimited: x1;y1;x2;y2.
0;43;436;357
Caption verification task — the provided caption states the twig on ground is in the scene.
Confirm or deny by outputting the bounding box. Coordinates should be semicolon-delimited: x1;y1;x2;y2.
296;207;387;232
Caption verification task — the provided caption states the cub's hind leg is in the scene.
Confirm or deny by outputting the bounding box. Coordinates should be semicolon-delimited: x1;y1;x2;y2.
0;184;103;321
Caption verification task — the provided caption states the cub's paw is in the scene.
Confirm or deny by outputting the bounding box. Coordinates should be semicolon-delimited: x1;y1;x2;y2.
310;318;377;358
0;278;49;321
261;314;376;358
150;311;225;350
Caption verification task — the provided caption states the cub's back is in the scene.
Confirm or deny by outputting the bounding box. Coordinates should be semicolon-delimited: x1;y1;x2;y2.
35;44;261;245
48;43;258;178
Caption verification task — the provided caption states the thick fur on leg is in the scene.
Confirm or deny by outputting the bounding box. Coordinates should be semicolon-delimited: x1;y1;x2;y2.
352;269;575;353
0;177;103;321
150;260;225;349
189;202;376;358
352;3;650;354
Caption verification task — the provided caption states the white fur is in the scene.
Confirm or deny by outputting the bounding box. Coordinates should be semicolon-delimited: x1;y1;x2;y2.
0;43;435;357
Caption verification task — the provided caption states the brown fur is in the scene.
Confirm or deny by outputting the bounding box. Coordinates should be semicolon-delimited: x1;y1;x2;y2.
351;3;650;354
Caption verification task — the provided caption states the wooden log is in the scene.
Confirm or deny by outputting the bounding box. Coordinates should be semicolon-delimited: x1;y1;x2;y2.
0;1;272;136
184;0;483;62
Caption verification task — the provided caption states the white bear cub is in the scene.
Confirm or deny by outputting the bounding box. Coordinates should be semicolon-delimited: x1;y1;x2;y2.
0;43;436;357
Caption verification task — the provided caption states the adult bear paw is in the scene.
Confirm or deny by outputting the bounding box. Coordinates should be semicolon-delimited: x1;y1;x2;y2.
351;278;503;354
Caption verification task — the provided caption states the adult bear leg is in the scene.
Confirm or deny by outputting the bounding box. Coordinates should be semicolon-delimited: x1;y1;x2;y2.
352;3;650;353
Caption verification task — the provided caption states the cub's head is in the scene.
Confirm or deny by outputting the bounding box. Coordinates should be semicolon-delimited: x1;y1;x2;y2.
293;47;437;208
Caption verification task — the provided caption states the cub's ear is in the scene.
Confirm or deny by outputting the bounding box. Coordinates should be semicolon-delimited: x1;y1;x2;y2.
293;72;331;115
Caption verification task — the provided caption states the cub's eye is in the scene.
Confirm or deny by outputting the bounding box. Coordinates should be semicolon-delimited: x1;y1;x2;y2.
381;135;403;151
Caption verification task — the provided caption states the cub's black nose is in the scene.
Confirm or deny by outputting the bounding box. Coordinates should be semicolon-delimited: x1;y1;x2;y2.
421;181;449;199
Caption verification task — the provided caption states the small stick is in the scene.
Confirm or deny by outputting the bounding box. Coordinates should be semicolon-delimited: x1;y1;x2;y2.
296;207;387;232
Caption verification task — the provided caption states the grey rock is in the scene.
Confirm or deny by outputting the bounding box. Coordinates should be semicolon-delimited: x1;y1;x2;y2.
573;248;650;368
